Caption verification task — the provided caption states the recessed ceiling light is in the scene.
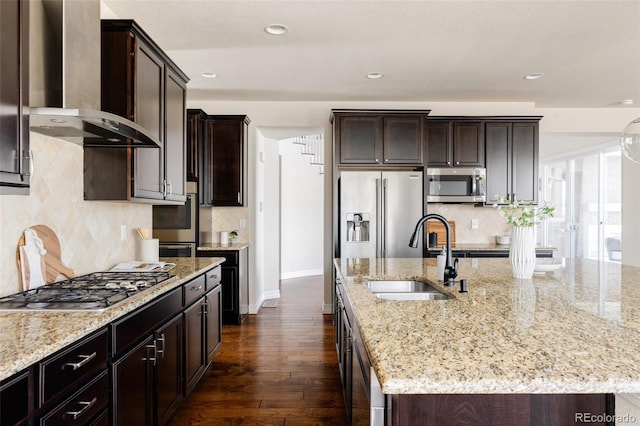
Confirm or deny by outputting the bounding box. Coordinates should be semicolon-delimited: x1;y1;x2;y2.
367;72;384;79
523;73;544;80
264;24;288;35
201;72;217;79
619;99;634;106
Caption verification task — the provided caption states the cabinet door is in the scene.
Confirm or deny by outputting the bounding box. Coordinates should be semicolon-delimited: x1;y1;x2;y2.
426;120;452;167
156;314;182;426
337;115;382;164
221;266;239;325
453;121;484;167
0;0;29;194
207;119;244;206
382;116;423;164
186;110;205;183
133;40;164;200
112;335;154;426
163;70;186;202
184;300;205;395
205;285;222;360
485;122;512;204
512;122;538;204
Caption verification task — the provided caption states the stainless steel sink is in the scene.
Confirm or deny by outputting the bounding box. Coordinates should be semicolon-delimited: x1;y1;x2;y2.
374;292;450;301
366;280;451;301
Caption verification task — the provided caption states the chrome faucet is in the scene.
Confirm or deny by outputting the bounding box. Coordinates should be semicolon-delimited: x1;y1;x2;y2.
409;213;459;286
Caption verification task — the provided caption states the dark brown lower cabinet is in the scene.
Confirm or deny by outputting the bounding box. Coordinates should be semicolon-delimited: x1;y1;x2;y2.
390;393;612;426
113;313;182;426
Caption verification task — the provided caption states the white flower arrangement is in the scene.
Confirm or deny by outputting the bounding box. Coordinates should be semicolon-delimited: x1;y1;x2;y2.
492;195;555;227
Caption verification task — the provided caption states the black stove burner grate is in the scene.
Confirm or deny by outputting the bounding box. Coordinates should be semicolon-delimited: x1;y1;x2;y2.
0;270;174;311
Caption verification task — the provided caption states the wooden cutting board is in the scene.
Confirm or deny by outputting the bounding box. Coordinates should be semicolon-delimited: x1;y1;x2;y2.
16;225;74;290
427;220;456;247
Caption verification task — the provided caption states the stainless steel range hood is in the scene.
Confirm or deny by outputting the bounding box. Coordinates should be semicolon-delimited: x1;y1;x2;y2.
28;0;160;148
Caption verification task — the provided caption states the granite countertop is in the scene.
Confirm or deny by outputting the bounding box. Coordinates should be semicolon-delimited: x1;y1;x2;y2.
334;257;640;395
0;257;224;382
426;243;555;251
197;242;250;251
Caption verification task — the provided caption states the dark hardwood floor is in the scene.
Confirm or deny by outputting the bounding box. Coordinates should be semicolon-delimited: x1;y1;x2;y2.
169;275;348;425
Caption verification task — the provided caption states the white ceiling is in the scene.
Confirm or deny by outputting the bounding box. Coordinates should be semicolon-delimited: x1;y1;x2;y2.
101;0;640;108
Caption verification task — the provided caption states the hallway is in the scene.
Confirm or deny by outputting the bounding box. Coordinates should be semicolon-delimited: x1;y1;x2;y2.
169;275;347;425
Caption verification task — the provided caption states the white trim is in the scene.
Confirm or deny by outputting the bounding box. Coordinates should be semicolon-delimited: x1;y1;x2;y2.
263;289;281;300
280;269;324;280
322;303;334;314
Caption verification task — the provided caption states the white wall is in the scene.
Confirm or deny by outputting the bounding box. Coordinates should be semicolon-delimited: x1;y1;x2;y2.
262;138;281;300
185;100;640;312
279;139;324;279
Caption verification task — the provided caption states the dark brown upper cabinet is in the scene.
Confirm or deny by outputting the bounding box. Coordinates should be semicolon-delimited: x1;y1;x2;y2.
332;110;429;166
426;119;485;167
84;20;188;204
186;109;207;184
485;119;541;205
0;0;30;195
201;115;250;207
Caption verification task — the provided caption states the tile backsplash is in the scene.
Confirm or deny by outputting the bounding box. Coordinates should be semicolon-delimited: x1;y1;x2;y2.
427;204;511;244
0;134;151;297
199;206;249;244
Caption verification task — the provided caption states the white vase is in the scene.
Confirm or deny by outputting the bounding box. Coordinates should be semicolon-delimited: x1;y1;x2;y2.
509;226;536;279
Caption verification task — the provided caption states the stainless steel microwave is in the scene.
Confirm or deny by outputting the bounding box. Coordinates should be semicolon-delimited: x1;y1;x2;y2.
426;167;486;203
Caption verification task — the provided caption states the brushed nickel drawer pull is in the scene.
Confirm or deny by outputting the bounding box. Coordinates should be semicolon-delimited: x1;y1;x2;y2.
65;397;97;420
190;285;203;292
63;352;96;370
157;333;166;358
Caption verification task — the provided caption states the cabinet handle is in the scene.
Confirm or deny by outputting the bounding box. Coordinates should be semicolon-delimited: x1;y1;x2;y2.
190;285;203;292
456;161;460;165
143;344;157;366
62;352;96;371
203;301;208;315
167;181;173;197
384;158;388;162
156;333;166;358
162;180;167;198
237;192;241;204
65;397;97;420
375;158;379;162
447;161;451;165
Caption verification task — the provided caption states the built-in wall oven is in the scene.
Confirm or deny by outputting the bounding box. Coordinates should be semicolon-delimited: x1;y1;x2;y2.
152;182;197;257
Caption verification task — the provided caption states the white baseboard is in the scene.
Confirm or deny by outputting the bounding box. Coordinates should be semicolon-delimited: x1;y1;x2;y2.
280;269;323;280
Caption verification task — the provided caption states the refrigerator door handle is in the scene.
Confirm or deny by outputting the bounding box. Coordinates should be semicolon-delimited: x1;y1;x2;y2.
375;178;382;258
382;178;388;258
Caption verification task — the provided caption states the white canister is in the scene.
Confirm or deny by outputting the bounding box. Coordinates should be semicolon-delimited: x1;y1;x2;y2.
220;231;229;245
139;238;159;262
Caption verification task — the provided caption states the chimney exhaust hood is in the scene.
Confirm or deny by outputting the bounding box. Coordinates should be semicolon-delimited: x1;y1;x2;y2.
28;0;160;148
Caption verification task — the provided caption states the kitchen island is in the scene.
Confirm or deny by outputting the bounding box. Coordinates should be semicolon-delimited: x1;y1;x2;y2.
334;257;640;424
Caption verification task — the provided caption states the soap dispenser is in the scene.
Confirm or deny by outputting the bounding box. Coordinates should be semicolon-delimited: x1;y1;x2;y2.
436;247;447;282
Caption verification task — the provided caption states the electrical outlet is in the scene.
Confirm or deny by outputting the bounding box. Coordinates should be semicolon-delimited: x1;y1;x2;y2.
471;219;479;229
120;225;127;241
239;219;247;229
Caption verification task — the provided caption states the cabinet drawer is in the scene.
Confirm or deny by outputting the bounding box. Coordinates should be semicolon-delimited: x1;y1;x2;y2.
40;370;108;426
183;274;206;307
205;266;222;290
1;369;31;425
111;287;182;357
39;329;108;407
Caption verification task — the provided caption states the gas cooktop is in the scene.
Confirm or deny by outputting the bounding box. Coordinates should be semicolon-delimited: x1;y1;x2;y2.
0;271;174;311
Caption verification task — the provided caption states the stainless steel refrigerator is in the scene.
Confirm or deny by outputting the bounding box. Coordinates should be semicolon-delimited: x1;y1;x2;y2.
340;171;423;258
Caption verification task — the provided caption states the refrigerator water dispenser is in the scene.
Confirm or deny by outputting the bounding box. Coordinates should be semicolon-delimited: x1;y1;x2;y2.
346;213;370;242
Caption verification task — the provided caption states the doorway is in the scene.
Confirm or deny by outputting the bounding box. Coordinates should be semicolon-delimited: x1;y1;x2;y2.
257;128;325;308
